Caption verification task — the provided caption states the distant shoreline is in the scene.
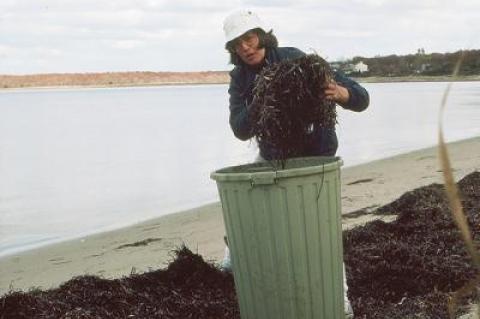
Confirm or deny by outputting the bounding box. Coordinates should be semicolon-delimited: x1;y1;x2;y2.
1;73;479;90
0;81;229;91
356;74;480;83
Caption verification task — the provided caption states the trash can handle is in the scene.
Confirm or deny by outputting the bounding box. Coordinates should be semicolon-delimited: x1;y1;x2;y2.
250;171;277;186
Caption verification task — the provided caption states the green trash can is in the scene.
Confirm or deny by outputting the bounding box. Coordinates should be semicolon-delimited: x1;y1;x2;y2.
211;156;345;319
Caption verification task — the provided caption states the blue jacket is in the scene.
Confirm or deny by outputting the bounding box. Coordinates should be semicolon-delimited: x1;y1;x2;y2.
228;47;369;160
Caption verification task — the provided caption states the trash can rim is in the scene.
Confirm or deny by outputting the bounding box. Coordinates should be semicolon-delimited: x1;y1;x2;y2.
210;156;342;183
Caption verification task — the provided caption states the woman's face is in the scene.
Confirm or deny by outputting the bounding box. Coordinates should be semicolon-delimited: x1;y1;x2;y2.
234;31;266;67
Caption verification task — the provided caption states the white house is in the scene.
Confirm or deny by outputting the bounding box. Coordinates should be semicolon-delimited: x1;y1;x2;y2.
353;61;368;73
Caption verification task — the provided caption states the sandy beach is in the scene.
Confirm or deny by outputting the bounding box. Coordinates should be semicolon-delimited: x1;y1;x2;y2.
1;136;480;297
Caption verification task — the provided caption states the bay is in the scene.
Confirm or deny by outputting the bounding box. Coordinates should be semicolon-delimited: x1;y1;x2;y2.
0;81;479;256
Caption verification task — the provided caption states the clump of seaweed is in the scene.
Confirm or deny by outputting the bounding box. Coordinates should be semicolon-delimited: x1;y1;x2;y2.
0;246;238;319
249;54;337;160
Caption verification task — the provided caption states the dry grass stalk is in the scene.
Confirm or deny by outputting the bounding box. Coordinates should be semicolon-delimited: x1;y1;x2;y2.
437;51;480;318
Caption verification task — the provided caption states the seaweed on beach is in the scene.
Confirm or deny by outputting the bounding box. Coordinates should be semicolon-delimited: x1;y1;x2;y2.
344;171;480;318
2;171;480;318
0;246;239;319
249;54;337;161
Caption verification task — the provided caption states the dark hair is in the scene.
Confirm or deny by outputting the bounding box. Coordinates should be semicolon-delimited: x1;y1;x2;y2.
225;28;278;66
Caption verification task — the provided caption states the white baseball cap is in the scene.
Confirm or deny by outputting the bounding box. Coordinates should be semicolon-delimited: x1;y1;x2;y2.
223;9;266;43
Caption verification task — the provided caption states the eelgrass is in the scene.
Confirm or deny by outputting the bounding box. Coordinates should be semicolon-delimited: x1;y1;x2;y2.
0;246;238;319
249;54;336;161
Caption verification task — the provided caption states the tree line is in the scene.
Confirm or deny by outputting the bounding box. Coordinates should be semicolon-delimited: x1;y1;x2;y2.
336;49;480;77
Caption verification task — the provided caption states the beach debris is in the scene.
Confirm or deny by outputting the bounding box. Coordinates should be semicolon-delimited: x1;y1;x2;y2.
2;171;480;318
344;171;480;318
0;246;238;319
249;54;336;160
115;237;163;250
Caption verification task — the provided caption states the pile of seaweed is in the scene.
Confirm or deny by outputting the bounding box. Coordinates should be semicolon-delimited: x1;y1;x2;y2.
344;171;480;318
0;247;239;319
249;54;336;160
2;171;480;318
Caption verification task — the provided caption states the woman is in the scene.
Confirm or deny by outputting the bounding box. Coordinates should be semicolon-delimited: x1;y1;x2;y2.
224;9;369;161
222;9;368;318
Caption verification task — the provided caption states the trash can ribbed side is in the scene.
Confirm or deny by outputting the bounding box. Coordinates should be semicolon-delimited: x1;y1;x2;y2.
212;157;344;319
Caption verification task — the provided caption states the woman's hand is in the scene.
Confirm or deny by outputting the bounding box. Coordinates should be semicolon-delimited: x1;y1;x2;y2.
324;81;350;105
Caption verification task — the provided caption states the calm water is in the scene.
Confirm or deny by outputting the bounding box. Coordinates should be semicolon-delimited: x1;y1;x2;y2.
1;82;479;256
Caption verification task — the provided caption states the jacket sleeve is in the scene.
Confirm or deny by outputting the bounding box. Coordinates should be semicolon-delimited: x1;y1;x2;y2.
334;70;370;112
228;69;254;141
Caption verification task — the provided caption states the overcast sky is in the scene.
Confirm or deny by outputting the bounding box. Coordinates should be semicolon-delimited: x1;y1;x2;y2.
0;0;478;74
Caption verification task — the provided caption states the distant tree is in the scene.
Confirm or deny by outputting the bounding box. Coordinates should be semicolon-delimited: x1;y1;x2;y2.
332;49;480;77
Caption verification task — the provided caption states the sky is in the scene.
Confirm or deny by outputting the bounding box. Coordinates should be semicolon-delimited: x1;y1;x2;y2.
0;0;478;75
